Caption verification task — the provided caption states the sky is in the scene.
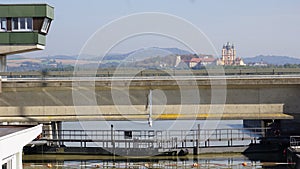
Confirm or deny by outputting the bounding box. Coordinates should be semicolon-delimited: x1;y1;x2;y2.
2;0;300;58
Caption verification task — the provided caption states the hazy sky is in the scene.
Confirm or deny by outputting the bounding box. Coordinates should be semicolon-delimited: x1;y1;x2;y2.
3;0;300;58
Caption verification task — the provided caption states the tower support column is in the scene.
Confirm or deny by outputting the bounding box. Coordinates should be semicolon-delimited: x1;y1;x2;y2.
0;55;7;72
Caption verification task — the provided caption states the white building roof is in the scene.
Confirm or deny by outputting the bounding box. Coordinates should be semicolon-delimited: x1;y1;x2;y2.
0;124;42;168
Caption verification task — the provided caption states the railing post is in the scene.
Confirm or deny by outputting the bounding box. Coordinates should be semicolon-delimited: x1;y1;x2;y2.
111;125;115;154
57;121;62;146
197;124;200;154
230;129;233;146
227;129;230;146
111;125;114;146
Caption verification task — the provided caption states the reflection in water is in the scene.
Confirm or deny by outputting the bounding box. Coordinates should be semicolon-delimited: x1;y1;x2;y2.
23;153;289;169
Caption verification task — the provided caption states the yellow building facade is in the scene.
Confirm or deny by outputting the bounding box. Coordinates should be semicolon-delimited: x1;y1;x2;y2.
217;42;245;66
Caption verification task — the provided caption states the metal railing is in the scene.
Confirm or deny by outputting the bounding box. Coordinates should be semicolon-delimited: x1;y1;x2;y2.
2;68;300;78
42;127;269;149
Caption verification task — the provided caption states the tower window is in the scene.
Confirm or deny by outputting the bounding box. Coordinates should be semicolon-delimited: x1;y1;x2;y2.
0;18;6;31
41;18;51;33
12;18;33;31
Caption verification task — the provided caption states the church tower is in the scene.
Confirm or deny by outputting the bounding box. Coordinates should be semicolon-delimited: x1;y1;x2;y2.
221;42;236;65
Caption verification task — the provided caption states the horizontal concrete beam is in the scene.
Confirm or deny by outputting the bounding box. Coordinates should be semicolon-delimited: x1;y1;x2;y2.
0;44;44;55
0;104;291;122
0;104;285;116
0;113;292;122
2;76;300;89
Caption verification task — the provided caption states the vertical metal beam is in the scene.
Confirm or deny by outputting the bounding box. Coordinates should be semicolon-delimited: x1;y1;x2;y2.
197;124;200;154
51;121;58;145
111;124;115;147
261;120;266;137
57;121;62;146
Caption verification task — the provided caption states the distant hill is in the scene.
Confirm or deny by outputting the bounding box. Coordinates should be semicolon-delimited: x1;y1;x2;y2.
38;55;78;60
244;55;300;65
158;47;191;55
8;55;28;60
103;47;192;61
7;47;194;70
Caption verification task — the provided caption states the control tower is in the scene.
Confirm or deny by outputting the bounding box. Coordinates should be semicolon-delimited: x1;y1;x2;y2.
0;4;54;71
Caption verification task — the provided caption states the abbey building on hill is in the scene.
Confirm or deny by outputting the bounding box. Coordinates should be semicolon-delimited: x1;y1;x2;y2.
216;42;246;66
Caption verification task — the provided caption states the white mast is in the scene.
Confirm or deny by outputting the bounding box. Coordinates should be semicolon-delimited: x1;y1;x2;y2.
148;90;153;127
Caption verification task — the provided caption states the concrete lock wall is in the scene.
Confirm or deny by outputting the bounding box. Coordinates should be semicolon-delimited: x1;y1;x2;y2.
0;77;298;122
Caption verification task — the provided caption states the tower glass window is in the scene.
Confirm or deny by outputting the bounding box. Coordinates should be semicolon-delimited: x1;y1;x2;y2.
20;18;26;29
41;18;51;33
27;18;33;30
0;18;6;31
12;18;18;30
12;17;33;31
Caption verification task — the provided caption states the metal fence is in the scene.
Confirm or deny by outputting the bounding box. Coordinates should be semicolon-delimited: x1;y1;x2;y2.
42;127;269;150
2;68;300;78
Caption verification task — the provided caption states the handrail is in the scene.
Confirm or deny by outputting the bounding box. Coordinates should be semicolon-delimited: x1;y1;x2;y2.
2;68;300;78
41;127;269;148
